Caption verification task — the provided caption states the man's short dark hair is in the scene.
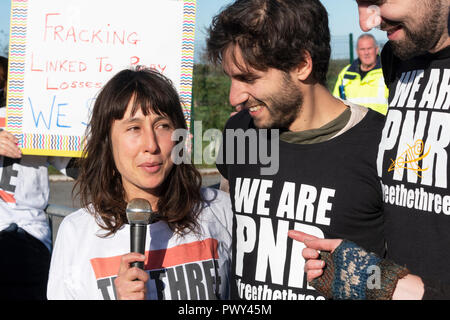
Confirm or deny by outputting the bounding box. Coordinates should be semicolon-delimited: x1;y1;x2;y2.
207;0;331;85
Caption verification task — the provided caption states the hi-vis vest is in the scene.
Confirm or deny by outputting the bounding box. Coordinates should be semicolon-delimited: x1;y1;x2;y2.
333;56;389;115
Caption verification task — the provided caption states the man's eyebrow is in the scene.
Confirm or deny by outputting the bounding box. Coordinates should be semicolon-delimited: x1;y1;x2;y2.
225;70;259;81
236;73;259;81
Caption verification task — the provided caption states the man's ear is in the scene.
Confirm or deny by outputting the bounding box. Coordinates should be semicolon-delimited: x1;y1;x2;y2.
293;50;313;81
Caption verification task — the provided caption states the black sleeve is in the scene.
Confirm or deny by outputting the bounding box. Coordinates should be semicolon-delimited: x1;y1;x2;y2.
422;278;450;300
215;110;253;180
65;157;79;180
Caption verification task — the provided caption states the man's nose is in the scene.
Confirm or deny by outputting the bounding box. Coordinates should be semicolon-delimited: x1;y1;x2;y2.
358;3;382;32
229;79;249;109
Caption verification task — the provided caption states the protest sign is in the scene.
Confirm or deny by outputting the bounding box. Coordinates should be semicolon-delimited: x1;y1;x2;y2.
6;0;196;156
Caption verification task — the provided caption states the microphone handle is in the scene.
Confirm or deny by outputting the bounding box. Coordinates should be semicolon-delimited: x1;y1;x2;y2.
130;223;147;269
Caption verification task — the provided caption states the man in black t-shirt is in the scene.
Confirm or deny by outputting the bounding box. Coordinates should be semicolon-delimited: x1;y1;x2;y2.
296;0;450;300
207;0;386;300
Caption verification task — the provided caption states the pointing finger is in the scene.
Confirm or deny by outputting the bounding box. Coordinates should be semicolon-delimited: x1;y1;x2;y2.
288;230;320;243
303;238;342;252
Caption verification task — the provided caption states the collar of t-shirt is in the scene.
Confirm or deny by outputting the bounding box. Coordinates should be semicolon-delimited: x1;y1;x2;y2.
279;102;368;145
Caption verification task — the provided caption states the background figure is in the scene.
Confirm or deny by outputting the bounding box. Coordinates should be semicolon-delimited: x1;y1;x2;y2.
332;33;389;115
0;56;76;300
47;68;232;300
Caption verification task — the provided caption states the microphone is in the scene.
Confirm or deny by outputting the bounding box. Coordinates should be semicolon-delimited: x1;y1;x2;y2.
126;198;154;269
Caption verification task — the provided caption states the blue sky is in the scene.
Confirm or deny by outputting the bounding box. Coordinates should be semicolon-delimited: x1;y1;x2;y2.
0;0;387;59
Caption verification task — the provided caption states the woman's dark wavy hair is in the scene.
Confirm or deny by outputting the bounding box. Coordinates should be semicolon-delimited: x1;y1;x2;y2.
75;68;203;237
0;56;8;106
207;0;331;85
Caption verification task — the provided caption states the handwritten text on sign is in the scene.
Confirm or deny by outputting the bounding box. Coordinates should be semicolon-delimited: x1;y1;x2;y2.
7;0;194;156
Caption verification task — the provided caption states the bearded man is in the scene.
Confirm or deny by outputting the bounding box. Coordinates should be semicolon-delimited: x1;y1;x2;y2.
207;0;387;300
292;0;450;300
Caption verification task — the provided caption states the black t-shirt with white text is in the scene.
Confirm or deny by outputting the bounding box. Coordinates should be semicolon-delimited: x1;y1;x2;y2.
217;109;385;300
379;42;450;282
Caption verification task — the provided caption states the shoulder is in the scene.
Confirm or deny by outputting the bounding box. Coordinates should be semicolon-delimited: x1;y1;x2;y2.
332;102;384;144
346;101;384;127
56;207;96;239
363;108;386;128
201;187;232;211
350;106;385;135
339;63;352;74
352;109;385;147
61;207;94;224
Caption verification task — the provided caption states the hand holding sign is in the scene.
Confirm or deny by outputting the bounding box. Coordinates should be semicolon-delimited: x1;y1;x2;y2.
0;130;22;159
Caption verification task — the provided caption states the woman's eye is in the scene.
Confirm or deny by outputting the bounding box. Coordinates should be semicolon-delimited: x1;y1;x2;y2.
156;122;172;130
127;126;140;132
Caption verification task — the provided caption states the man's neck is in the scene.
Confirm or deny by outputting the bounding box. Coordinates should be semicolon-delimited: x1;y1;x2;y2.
429;11;450;54
429;35;450;54
288;84;347;132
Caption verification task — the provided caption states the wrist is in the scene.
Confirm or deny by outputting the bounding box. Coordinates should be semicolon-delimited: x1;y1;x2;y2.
392;274;424;300
310;240;410;300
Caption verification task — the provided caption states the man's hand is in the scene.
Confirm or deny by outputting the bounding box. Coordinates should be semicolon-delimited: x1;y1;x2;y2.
287;230;342;282
0;130;22;158
288;230;410;300
114;253;149;300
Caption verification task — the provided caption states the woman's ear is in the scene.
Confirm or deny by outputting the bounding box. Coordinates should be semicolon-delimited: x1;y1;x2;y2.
293;50;313;81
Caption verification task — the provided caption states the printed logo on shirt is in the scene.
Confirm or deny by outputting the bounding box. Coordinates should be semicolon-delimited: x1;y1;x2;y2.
232;177;332;300
377;68;450;215
388;139;430;178
89;238;222;300
378;68;450;189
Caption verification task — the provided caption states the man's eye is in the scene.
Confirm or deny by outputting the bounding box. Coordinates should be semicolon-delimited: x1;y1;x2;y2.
234;74;258;84
240;77;257;84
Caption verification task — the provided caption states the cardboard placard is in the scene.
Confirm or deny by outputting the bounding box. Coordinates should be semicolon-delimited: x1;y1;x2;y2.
6;0;196;156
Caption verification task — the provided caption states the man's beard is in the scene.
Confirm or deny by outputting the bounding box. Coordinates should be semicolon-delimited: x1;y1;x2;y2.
382;2;444;60
250;73;303;129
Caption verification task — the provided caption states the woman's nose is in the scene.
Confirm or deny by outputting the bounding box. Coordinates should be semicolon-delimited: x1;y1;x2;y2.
143;128;159;154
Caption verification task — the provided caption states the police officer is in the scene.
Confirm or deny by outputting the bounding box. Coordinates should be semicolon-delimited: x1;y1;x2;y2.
333;33;389;115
